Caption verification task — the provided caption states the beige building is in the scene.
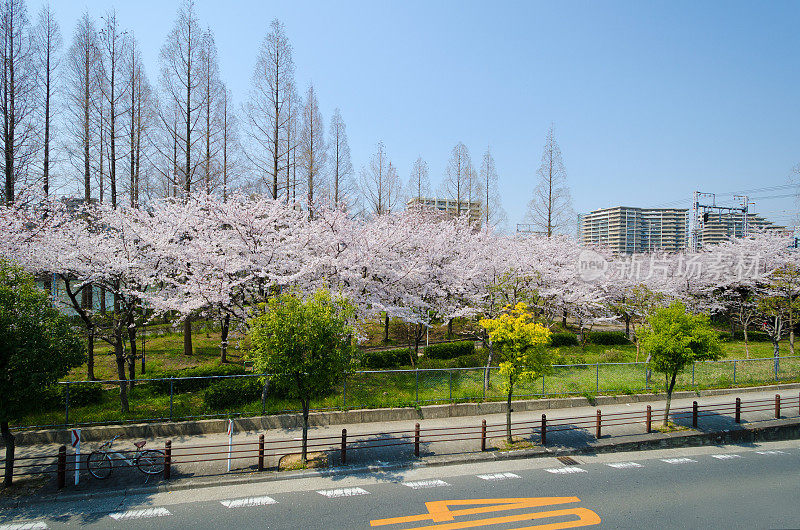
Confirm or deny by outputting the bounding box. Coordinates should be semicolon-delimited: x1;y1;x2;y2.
407;197;482;225
698;212;786;247
578;206;689;254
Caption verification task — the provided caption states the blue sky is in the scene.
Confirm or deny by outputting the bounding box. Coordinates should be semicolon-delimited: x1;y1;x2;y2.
38;0;800;228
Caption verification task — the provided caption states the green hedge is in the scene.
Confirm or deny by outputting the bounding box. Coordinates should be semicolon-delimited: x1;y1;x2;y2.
424;341;475;360
64;382;104;406
732;330;772;342
586;331;630;345
361;347;410;369
204;377;263;410
150;364;248;394
550;332;579;347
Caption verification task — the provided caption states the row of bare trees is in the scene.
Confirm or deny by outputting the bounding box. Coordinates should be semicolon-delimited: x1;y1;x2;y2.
1;0;360;213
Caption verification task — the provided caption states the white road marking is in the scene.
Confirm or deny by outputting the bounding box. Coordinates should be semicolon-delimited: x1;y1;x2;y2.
661;458;697;464
477;472;521;481
220;496;278;508
606;462;643;469
0;523;48;530
756;450;788;455
545;467;587;474
317;487;370;498
712;454;742;460
108;508;171;520
403;479;450;489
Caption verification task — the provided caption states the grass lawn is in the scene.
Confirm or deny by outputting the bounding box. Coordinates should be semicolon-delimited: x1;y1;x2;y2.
20;317;798;430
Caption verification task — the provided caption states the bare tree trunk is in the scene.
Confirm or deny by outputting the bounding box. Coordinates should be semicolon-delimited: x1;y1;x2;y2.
743;328;750;359
220;313;230;363
114;331;129;413
128;323;137;387
2;421;15;486
383;314;389;343
663;371;677;427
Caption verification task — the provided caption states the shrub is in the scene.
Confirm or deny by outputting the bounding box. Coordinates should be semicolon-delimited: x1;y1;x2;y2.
360;347;410;369
204;377;263;410
586;331;630;345
424;341;475;360
150;364;248;394
718;331;732;342
64;382;104;406
449;352;489;368
550;332;579;347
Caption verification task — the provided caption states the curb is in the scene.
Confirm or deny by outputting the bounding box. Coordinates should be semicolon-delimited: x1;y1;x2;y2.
6;416;800;508
11;381;800;446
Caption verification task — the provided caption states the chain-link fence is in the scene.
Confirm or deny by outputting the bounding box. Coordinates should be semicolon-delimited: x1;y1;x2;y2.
16;355;800;430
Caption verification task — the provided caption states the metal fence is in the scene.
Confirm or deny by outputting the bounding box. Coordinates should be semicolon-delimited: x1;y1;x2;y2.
5;393;799;488
17;355;800;430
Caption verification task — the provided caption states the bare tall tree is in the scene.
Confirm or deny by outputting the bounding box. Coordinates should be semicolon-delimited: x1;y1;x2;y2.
200;28;221;196
360;141;401;216
0;0;36;205
328;107;353;208
407;156;430;200
64;12;99;204
98;10;128;209
299;83;325;210
32;2;61;199
246;18;294;199
158;0;206;201
218;86;240;201
125;33;152;207
441;142;475;216
480;146;506;231
158;0;207;356
526;124;574;236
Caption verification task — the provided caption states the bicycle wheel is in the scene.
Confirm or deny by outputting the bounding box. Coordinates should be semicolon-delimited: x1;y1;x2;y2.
136;450;165;475
87;451;113;479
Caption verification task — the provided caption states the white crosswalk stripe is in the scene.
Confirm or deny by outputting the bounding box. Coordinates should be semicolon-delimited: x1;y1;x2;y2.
403;479;450;489
756;450;787;455
606;462;642;469
220;496;278;508
712;454;742;460
661;458;697;464
545;467;587;474
108;508;171;520
477;472;521;481
317;487;370;498
0;523;48;530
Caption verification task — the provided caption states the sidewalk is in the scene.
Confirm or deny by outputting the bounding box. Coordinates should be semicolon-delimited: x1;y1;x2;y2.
3;386;800;500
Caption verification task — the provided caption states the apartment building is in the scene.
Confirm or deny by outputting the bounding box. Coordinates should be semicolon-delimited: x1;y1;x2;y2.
407;197;482;225
578;206;689;254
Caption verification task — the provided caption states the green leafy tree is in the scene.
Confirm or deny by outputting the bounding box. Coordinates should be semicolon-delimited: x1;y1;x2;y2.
639;301;722;426
0;261;85;486
480;303;553;444
250;289;355;465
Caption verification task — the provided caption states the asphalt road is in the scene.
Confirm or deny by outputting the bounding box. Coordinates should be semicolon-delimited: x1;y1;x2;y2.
2;439;799;529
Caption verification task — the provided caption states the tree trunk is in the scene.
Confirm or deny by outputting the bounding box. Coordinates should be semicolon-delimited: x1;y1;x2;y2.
114;335;129;413
663;371;677;427
483;335;494;393
634;337;641;363
562;309;567;328
624;315;630;339
183;317;193;356
743;328;750;359
773;338;780;377
383;314;389;343
447;318;453;339
128;324;137;388
220;314;230;363
1;421;14;487
301;399;309;466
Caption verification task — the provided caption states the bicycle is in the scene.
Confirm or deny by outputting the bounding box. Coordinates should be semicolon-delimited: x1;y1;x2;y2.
86;435;165;481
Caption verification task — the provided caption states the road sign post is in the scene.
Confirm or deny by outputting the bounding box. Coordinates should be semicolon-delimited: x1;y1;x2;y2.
227;419;233;472
70;428;81;486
